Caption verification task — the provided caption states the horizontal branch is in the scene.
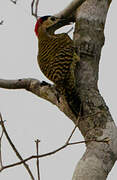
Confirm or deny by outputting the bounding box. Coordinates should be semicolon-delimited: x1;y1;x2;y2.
2;137;109;170
0;78;76;121
0;78;56;103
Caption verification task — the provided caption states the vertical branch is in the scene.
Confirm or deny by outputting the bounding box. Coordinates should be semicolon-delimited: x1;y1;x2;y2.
35;139;41;180
31;0;40;19
31;0;35;16
35;0;39;18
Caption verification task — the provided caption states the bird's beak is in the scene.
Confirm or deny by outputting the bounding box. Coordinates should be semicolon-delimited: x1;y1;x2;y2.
56;18;71;26
47;18;72;32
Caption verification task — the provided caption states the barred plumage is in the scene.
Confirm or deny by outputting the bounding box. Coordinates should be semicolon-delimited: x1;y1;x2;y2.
35;16;81;116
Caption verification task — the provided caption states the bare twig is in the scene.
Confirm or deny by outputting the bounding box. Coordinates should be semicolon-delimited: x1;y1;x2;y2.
35;0;39;18
0;127;4;169
31;0;40;19
1;111;110;170
31;0;35;16
0;105;108;173
66;124;77;144
35;139;41;180
0;109;107;171
65;112;81;144
0;114;35;180
68;137;111;146
2;144;67;169
1;136;110;170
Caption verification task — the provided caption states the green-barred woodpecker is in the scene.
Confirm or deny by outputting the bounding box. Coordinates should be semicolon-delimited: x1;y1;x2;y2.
35;15;81;117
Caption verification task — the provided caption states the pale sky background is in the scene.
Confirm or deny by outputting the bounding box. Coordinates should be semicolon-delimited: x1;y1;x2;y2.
0;0;116;179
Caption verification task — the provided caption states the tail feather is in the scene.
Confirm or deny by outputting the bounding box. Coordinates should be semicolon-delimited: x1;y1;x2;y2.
65;87;81;117
55;82;81;117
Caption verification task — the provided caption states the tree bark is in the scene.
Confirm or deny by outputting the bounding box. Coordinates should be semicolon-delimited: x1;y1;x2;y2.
0;0;116;179
72;0;117;179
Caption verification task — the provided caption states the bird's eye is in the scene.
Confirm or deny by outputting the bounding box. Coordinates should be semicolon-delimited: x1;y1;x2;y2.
50;17;56;21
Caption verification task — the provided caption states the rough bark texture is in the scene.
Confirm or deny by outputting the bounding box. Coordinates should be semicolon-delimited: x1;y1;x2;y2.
72;0;117;179
0;0;117;179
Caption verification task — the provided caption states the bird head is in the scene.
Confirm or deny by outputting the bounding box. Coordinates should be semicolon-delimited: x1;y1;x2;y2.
35;15;70;37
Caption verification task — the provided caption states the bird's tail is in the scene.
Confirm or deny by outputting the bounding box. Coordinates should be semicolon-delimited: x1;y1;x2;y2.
64;86;81;117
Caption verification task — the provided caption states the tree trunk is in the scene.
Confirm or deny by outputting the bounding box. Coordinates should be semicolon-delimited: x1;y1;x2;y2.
0;0;116;179
72;0;117;179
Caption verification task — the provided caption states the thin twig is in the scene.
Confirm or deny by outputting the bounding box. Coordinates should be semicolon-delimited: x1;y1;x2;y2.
65;114;80;144
0;114;35;180
35;0;39;18
0;128;4;169
65;125;77;144
35;139;41;180
0;110;109;171
1;136;110;170
31;0;40;19
68;137;111;146
2;144;67;169
31;0;35;16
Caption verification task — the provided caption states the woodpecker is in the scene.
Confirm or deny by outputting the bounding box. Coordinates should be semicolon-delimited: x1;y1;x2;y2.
35;15;81;117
